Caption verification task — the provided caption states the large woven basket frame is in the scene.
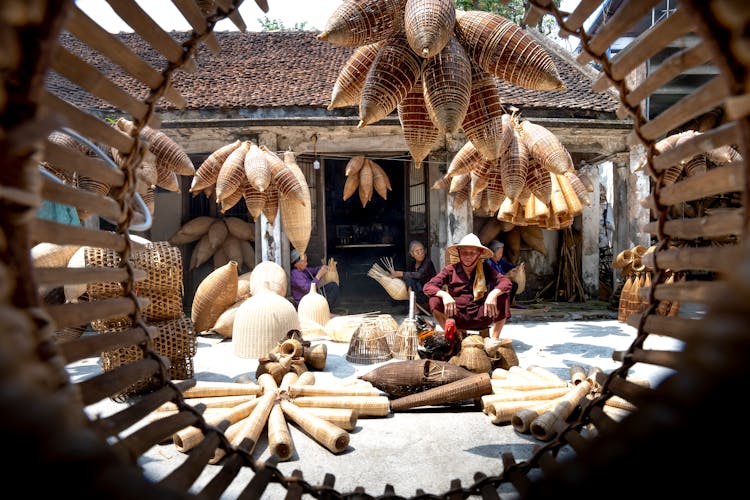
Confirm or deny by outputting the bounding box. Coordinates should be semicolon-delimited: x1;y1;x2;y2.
1;2;749;499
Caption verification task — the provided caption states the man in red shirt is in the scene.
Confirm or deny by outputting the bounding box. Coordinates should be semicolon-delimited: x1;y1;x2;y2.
423;233;513;339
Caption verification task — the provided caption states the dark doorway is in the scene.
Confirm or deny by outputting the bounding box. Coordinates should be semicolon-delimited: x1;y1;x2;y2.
325;158;407;309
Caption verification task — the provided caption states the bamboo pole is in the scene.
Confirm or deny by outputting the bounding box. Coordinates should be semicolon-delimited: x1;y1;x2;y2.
178;381;263;398
301;408;358;431
157;394;256;412
291;396;390;417
485;400;549;425
267;403;294;461
280;400;350;454
211;393;276;463
530;381;592;441
172;399;260;453
526;365;567;385
286;384;382;398
480;386;571;406
490;380;567;391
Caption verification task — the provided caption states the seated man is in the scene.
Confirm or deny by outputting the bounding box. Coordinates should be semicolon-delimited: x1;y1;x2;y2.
423;233;513;339
289;249;340;310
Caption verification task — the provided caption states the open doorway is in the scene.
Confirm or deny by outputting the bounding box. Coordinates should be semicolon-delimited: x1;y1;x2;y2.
324;157;407;307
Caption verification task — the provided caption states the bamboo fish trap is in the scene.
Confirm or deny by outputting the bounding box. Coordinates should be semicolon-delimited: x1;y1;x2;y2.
391;291;420;360
345;317;392;364
367;258;409;300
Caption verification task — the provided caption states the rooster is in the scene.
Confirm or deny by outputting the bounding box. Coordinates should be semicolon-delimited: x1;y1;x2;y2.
416;316;461;362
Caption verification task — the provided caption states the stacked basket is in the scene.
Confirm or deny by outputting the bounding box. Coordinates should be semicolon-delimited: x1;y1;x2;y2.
86;241;196;398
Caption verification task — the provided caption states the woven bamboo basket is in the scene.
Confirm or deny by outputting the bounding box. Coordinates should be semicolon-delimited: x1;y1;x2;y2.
359;358;475;398
303;343;328;371
263;146;305;206
318;257;340;286
280;150;312;255
233;287;300;359
116;118;195;176
359;31;423;128
367;262;409;300
325;315;364;343
343;169;360;201
453;10;564;91
525;160;552;204
345;318;392;364
375;313;399;348
369;159;391;200
317;0;405;47
241;182;265;220
564;170;591;206
249;260;287;297
446;140;483;178
398;78;440;168
391;318;420;360
390;372;494;411
100;314;197;400
191;260;239;334
617;275;634;322
210;299;243;338
191;140;242;193
404;0;455;58
329;41;383;110
482;162;507;213
298;283;331;327
358;155;374;207
216;141;250;202
244;142;272;193
259;177;279;226
520;120;573;175
500;128;530;203
449;335;493;374
422;36;472;133
463;71;511;161
86;242;184;328
392;291;420;360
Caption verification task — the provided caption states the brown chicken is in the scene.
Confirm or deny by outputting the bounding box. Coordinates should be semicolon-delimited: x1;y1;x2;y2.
417;316;461;362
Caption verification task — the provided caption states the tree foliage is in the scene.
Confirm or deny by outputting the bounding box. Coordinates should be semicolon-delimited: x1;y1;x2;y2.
453;0;562;36
257;16;308;31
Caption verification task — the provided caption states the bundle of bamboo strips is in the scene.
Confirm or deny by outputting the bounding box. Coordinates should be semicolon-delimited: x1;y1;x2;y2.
165;374;392;461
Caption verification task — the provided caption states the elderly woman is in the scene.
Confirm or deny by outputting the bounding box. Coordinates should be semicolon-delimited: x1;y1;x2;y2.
423;233;513;339
289;249;340;309
390;240;436;311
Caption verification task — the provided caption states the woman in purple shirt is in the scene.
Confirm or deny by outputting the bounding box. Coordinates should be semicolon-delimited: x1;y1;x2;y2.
423;233;512;339
289;249;340;309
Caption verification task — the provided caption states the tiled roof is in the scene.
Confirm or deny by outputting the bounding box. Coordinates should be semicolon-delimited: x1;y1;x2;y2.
48;30;618;116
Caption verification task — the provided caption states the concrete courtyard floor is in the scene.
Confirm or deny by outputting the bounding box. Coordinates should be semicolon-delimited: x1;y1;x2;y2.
67;303;685;498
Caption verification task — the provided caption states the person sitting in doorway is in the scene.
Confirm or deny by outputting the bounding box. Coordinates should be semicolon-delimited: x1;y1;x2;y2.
423;233;513;339
487;240;522;308
289;249;340;310
390;240;436;313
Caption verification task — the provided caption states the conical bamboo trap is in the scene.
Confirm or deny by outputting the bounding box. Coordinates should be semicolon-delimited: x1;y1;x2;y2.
367;258;409;300
189;142;312;255
434;115;591;230
342;156;392;206
391;291;420;360
321;1;564;166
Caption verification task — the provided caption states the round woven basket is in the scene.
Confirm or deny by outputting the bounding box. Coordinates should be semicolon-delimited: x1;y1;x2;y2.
298;283;330;326
249;261;287;297
345;318;392;364
233;287;300;359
